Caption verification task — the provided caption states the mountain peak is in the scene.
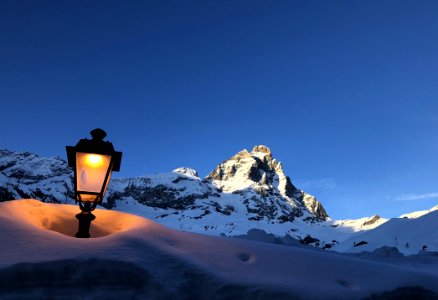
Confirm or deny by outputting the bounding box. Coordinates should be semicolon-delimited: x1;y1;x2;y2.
207;146;288;188
251;145;272;155
205;146;330;220
173;167;199;179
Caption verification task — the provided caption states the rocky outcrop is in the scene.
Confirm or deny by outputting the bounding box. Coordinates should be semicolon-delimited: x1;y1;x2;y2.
362;215;381;227
302;192;329;220
104;174;218;210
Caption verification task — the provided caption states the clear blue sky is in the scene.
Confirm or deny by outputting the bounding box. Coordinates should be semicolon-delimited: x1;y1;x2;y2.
1;1;438;219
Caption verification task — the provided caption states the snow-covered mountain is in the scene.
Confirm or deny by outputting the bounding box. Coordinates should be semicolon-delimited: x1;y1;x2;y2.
0;147;435;251
1;199;437;299
0;149;73;203
334;209;438;255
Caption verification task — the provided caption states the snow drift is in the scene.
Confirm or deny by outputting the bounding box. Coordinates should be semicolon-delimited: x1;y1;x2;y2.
0;199;437;299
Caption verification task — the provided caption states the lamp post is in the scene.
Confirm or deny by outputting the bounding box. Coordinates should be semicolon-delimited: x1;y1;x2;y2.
66;128;122;238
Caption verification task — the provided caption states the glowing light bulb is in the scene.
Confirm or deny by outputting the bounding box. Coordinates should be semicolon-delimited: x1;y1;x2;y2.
85;154;103;167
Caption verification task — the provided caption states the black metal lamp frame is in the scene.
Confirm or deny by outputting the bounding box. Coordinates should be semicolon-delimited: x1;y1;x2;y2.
66;128;122;238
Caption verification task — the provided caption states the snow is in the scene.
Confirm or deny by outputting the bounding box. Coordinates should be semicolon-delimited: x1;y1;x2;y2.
333;210;438;255
172;167;199;179
399;204;438;219
332;215;388;231
111;192;392;248
0;199;437;299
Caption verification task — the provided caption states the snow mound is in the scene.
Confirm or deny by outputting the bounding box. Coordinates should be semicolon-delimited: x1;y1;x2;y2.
0;199;146;238
0;200;437;299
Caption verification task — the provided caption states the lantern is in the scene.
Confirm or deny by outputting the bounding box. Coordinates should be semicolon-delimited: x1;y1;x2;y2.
66;128;122;238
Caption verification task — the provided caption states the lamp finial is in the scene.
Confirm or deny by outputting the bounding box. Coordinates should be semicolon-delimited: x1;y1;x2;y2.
90;128;107;140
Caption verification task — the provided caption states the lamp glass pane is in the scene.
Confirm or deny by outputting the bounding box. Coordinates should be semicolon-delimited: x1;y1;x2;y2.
76;153;112;201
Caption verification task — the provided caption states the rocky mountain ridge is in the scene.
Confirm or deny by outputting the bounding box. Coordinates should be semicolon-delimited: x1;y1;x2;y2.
207;145;328;220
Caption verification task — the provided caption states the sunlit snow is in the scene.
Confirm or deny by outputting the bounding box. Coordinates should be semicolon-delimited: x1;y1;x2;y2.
0;199;436;299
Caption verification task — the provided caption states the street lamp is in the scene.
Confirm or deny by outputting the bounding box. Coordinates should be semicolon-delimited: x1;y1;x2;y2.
66;128;122;238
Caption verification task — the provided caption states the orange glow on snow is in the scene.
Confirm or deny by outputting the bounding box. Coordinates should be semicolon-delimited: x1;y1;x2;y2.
1;199;150;238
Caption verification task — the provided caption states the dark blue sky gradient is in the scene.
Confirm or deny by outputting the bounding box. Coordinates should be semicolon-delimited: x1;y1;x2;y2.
1;1;438;218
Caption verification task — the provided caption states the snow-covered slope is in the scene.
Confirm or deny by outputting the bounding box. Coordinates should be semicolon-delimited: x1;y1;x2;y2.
0;199;437;299
399;204;438;219
333;210;438;255
333;215;388;231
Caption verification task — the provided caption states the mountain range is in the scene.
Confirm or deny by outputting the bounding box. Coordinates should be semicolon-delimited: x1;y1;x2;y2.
0;146;436;253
